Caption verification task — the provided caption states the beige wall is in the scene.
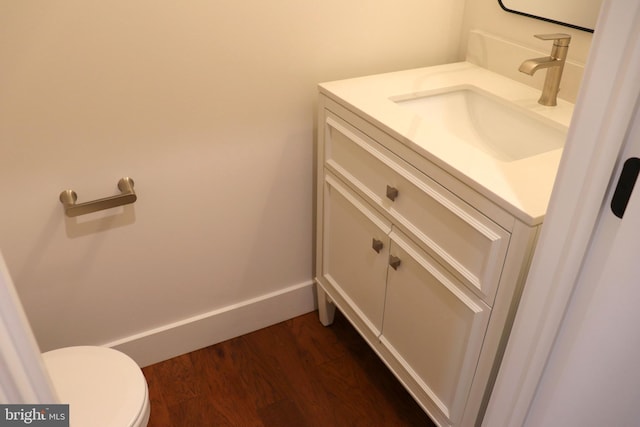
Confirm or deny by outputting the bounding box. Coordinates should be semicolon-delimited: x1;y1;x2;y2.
0;1;465;354
0;0;597;361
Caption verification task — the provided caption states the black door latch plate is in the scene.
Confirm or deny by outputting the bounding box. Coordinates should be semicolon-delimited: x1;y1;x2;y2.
611;157;640;219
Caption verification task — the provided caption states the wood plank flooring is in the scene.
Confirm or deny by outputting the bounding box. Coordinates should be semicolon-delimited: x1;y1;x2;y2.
142;310;436;427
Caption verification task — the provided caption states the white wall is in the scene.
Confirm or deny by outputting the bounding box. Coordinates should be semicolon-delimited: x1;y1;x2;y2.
0;0;465;364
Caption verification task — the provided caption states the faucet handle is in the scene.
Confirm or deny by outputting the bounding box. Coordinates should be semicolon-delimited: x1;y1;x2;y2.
534;33;572;47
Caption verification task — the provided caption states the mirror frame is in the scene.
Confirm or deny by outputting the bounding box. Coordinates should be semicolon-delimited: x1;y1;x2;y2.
498;0;595;33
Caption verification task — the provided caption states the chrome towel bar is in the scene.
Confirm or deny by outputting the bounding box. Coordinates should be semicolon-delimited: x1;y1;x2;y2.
59;177;137;217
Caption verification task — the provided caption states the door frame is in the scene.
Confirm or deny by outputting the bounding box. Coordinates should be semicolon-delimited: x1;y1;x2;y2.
482;1;640;425
0;253;57;403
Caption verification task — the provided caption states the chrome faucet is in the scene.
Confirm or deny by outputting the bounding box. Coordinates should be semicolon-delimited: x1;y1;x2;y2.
519;33;571;106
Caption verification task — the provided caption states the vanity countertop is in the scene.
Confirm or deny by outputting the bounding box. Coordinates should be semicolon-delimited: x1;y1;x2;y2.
319;61;574;226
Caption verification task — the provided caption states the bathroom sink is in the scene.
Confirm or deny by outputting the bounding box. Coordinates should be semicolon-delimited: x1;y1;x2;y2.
319;61;575;223
393;86;567;162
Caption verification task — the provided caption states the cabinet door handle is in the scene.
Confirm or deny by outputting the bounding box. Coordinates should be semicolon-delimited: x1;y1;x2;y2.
386;185;399;201
372;238;384;253
389;255;402;270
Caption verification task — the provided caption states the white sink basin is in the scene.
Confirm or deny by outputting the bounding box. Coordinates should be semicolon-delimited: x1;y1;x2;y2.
393;86;567;162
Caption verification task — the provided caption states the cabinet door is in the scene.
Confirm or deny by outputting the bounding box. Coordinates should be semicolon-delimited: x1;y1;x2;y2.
321;174;392;335
381;229;491;424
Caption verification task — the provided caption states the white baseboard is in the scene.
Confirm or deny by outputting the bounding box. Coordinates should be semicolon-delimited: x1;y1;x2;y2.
103;281;317;367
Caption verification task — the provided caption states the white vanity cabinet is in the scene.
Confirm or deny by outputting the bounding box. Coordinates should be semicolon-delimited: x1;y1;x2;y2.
315;95;542;427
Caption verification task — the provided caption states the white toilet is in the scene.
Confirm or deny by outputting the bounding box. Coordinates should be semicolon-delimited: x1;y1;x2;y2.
0;252;150;426
42;346;150;427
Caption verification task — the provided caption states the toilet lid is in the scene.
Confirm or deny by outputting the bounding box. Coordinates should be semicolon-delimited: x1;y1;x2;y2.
42;346;148;427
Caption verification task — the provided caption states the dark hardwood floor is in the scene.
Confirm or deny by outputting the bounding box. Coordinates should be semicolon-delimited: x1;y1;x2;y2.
142;310;436;427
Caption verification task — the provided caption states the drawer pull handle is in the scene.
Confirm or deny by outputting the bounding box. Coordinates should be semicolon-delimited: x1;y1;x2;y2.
389;255;402;270
372;238;384;253
386;185;399;201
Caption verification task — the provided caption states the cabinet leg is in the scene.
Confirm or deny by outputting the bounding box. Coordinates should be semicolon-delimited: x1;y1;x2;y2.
317;286;336;326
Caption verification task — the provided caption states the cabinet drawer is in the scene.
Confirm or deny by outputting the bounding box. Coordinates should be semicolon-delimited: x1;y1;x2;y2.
324;112;510;303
